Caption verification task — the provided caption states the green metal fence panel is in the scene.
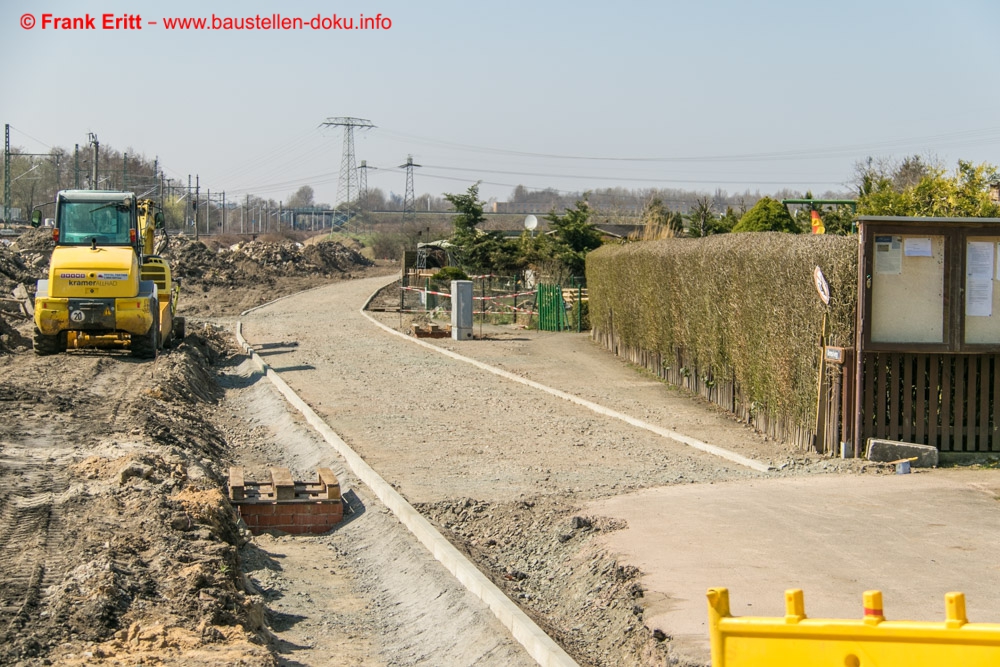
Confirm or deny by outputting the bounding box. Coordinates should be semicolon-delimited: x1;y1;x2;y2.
537;283;567;332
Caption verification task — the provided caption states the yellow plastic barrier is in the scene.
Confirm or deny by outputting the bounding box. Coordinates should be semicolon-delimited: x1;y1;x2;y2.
707;588;1000;666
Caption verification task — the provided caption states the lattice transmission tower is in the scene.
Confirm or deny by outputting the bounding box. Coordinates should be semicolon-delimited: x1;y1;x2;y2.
320;116;374;232
357;160;377;235
399;155;421;230
358;160;375;213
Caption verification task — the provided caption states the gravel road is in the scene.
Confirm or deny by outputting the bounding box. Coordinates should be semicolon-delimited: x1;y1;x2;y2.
241;277;762;507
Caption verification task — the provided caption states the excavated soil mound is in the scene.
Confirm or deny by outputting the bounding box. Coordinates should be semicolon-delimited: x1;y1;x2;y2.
0;230;387;320
0;331;275;666
0;243;43;296
0;231;374;296
0;238;40;353
166;235;373;288
0;311;30;353
10;227;57;253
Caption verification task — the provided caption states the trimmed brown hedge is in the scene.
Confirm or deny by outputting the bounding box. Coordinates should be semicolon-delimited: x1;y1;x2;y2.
586;233;857;437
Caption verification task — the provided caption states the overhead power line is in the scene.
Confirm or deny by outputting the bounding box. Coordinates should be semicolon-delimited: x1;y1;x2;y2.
9;125;54;152
418;164;842;187
379;125;1000;164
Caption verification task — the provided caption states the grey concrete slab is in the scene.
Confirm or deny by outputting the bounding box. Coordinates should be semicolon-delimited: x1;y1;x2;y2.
867;438;939;467
587;469;1000;665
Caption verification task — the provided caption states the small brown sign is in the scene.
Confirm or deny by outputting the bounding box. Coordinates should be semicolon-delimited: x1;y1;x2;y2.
824;346;847;364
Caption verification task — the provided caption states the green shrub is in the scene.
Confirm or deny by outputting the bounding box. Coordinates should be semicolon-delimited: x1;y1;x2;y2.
431;266;469;283
586;233;857;428
575;299;590;330
732;197;801;233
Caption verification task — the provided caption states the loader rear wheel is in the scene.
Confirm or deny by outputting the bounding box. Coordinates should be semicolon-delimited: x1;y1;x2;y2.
33;328;66;356
132;308;159;359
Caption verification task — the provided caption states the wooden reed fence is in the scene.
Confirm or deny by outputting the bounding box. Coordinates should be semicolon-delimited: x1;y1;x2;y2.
592;326;818;451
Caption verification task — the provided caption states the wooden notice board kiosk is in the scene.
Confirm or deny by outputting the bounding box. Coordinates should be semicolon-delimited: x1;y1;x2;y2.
854;216;1000;456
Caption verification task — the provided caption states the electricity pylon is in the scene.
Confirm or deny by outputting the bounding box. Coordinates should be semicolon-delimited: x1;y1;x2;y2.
320;117;374;232
399;155;421;230
358;160;375;213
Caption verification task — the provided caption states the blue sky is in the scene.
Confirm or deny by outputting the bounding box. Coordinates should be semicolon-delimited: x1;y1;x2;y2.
3;0;999;205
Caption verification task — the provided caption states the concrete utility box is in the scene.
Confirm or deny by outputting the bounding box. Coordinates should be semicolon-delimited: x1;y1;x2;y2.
451;280;473;340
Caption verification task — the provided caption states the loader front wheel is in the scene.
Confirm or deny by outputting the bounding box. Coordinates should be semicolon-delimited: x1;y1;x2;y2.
33;328;66;356
132;308;159;359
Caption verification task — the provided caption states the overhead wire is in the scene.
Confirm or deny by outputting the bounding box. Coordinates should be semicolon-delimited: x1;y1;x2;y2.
9;125;55;152
379;125;1000;163
154;121;1000;203
214;127;327;184
417;163;843;187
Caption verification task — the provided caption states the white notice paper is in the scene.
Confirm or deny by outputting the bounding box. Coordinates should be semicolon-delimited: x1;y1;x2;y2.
875;236;902;275
905;237;933;257
967;277;993;317
967;241;994;279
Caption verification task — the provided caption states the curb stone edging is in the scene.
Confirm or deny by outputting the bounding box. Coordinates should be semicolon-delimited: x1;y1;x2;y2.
234;320;581;667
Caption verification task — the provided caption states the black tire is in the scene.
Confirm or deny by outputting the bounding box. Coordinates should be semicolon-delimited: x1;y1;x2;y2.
132;306;159;359
172;316;185;345
33;327;65;356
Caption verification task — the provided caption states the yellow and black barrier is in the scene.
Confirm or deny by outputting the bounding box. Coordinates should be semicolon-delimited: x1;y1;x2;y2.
707;587;1000;666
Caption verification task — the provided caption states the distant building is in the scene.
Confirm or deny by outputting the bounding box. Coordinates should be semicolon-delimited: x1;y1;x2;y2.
592;224;644;240
491;201;559;214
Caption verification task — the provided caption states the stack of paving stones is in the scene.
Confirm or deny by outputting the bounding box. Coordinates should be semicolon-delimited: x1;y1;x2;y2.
229;466;343;535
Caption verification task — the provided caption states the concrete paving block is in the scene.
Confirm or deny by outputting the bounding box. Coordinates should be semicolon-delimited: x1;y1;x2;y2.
866;439;938;468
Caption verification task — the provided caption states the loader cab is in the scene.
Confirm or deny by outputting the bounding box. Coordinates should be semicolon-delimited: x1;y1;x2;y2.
55;191;137;248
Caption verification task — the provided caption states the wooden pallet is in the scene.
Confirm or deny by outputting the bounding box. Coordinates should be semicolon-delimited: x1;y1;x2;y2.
411;323;452;339
229;467;343;535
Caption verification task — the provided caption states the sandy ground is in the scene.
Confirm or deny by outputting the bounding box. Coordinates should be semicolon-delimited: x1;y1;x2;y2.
0;332;279;667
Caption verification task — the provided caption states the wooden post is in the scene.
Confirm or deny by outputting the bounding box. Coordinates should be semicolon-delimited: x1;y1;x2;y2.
814;311;829;453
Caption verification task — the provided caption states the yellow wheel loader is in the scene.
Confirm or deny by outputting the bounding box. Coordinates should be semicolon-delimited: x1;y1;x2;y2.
32;190;183;359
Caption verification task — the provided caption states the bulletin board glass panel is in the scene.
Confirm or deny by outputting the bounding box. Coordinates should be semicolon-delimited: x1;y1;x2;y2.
964;236;1000;345
870;234;945;343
